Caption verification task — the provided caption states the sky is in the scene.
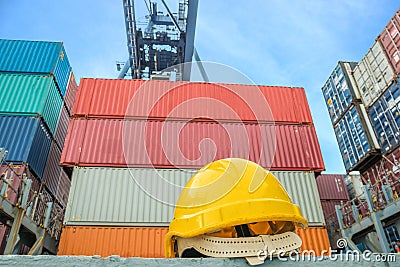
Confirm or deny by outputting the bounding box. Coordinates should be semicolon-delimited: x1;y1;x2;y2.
1;1;399;174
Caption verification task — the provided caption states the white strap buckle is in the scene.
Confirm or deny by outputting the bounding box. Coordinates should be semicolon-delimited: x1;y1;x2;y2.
176;231;302;265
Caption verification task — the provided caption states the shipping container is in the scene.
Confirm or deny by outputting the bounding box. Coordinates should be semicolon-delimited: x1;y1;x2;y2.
322;61;360;125
362;148;400;186
0;73;63;134
58;226;168;257
316;174;349;200
0;39;71;96
334;104;380;171
379;9;400;75
72;79;313;124
58;226;330;257
0;164;37;205
64;72;77;113
42;142;62;197
0;116;52;179
61;119;324;171
64;167;325;226
56;169;71;208
353;40;395;107
368;81;400;153
296;227;331;256
54;103;70;150
0;223;11;254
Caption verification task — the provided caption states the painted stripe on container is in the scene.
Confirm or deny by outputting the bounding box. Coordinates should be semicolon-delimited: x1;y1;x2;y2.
353;40;396;107
0;73;63;134
368;81;400;153
58;226;168;258
64;167;325;226
316;174;349;200
0;39;71;96
0;116;52;179
322;62;359;125
61;119;324;171
379;9;400;75
72;79;313;124
334;104;380;171
58;226;329;257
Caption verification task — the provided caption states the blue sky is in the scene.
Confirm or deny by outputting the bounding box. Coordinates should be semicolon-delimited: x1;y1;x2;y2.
1;1;399;174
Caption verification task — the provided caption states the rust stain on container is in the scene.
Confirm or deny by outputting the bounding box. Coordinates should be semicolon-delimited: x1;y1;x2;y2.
60;118;324;171
58;226;168;258
72;79;313;124
296;227;331;256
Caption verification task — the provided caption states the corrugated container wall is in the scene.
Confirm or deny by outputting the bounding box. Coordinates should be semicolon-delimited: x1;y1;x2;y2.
54;104;70;150
64;72;77;113
322;61;360;125
379;8;400;75
368;81;400;153
72;79;313;124
42;142;62;197
56;170;71;208
0;39;71;96
353;40;395;107
362;148;400;185
316;174;349;200
334;104;380;171
60;119;324;171
58;226;169;258
64;167;325;226
58;226;330;257
0;73;63;134
0;116;52;179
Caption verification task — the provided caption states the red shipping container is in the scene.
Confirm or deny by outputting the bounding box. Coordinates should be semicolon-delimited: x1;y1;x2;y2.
61;118;324;171
316;174;349;200
65;71;78;113
42;142;62;196
72;79;313;124
54;104;70;150
379;8;400;75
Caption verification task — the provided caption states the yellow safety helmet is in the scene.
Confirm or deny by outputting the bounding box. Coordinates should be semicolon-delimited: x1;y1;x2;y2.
165;158;308;263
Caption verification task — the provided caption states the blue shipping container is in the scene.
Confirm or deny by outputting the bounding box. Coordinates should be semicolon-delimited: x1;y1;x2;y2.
0;116;52;179
0;39;71;96
368;81;400;153
334;104;379;171
322;62;360;125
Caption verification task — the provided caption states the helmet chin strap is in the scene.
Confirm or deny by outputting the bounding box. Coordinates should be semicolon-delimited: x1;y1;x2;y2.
176;231;302;266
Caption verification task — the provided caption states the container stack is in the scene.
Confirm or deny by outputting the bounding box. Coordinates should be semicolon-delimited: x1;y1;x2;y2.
322;8;400;184
316;174;350;249
58;79;330;257
0;39;77;252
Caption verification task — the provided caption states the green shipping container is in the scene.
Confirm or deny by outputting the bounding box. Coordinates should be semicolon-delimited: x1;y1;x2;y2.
0;73;62;134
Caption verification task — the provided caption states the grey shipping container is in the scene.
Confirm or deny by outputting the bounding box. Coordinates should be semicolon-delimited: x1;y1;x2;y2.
64;167;325;227
334;104;380;171
322;61;360;125
353;40;396;107
368;81;400;153
0;116;52;179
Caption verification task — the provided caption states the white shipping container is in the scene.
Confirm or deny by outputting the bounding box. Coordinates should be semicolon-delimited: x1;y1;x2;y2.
64;167;325;227
353;40;395;107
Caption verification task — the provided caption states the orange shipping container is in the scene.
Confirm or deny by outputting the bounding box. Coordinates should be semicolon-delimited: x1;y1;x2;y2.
58;226;168;258
59;226;330;258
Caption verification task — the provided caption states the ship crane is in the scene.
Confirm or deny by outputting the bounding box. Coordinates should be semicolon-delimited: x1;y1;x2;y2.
120;0;205;81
